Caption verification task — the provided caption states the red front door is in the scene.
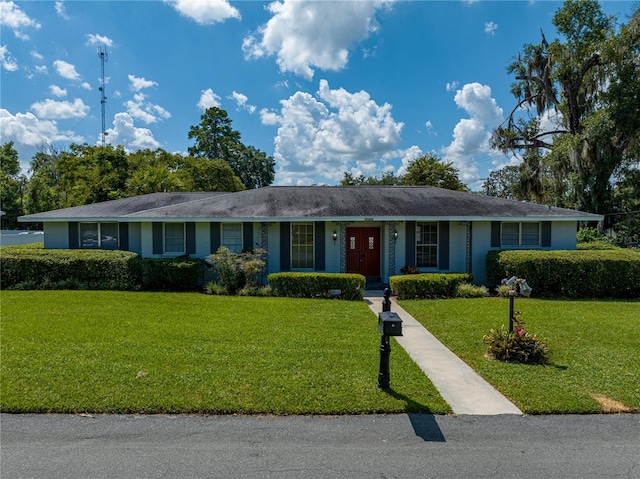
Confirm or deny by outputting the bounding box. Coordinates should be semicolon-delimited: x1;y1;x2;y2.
346;227;381;277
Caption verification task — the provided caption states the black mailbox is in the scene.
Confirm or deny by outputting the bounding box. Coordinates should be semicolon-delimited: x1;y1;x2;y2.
378;311;403;336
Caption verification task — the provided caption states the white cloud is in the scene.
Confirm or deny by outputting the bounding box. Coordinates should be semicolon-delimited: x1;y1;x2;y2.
49;84;67;97
167;0;240;24
0;108;83;147
243;0;391;79
30;98;89;119
0;45;18;71
35;65;48;74
125;90;171;124
53;60;80;80
229;91;256;114
446;81;459;92
0;1;41;40
128;74;158;91
80;81;92;90
55;1;69;19
197;88;221;110
484;21;498;35
104;112;160;150
262;79;404;185
442;82;504;183
30;50;43;61
86;33;114;48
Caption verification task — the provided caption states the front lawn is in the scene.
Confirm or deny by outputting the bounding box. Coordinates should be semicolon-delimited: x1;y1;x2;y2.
0;291;451;415
400;298;640;414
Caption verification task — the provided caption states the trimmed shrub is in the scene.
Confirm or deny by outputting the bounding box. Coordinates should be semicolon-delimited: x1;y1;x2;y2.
577;242;620;250
141;257;206;292
486;249;640;299
0;244;142;290
268;272;365;300
389;273;473;299
456;283;488;298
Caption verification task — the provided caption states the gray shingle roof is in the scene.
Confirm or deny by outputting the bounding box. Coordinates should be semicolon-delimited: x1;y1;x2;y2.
19;186;603;222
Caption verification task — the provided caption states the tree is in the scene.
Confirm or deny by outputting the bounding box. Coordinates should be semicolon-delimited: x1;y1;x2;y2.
340;171;401;186
492;1;640;222
55;144;129;207
188;107;275;189
179;157;245;192
400;154;468;191
0;142;24;228
482;165;521;198
25;144;64;215
127;149;185;195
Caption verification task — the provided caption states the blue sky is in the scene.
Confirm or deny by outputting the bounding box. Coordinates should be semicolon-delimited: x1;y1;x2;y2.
1;0;635;189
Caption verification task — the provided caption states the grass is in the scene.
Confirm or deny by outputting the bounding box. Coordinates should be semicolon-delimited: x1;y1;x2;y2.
400;297;640;414
0;291;451;415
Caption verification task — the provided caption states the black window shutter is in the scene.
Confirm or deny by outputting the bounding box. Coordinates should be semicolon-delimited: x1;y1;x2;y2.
118;223;129;251
186;222;196;254
152;222;163;254
405;221;416;267
243;222;253;251
491;221;501;248
210;222;221;253
280;222;291;271
314;221;325;271
438;221;450;270
541;221;552;247
68;222;78;249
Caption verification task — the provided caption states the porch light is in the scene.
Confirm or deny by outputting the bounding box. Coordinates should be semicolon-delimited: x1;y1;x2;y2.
332;231;338;242
393;230;398;240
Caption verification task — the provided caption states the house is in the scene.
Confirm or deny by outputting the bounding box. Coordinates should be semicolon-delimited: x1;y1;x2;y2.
18;186;603;285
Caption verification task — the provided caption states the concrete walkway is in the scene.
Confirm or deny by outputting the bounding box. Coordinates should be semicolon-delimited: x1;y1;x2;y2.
364;292;523;416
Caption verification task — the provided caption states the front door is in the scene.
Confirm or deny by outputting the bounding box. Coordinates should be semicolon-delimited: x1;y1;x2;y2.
346;227;381;277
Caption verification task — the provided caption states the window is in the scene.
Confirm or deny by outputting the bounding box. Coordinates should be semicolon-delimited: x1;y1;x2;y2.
501;222;540;246
222;223;243;253
416;222;438;268
80;222;118;249
291;222;314;269
164;223;185;254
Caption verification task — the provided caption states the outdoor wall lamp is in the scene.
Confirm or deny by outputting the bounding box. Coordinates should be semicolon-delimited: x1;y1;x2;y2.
393;230;398;240
332;231;338;242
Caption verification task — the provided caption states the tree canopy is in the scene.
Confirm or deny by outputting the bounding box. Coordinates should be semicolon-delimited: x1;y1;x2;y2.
491;0;640;233
188;107;275;190
341;154;468;192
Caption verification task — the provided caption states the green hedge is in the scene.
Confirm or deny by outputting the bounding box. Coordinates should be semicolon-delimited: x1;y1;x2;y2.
389;273;473;299
0;244;142;290
486;249;640;299
0;244;207;292
141;257;206;292
268;272;365;300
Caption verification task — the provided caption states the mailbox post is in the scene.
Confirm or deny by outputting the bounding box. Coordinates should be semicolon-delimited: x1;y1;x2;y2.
377;311;403;390
501;276;532;332
382;288;392;312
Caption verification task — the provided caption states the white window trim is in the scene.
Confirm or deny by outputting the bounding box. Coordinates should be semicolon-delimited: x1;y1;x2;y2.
163;222;186;255
221;222;243;253
291;222;314;271
416;221;438;269
501;222;541;247
79;222;119;249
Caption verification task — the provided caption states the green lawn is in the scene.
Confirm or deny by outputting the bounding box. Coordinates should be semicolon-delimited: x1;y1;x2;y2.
400;298;640;414
0;291;451;415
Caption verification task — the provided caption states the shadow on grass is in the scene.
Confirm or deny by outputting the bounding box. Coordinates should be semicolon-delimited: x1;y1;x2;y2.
382;388;446;442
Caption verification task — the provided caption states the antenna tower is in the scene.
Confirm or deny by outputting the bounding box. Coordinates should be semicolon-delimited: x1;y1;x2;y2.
98;47;108;147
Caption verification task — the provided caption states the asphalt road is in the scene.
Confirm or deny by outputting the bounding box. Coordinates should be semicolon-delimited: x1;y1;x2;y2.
1;413;639;479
